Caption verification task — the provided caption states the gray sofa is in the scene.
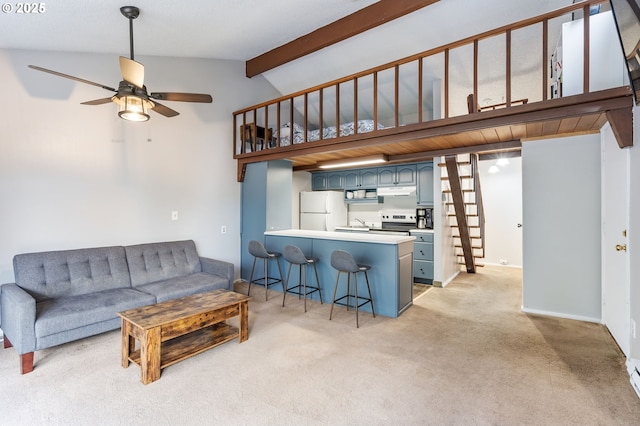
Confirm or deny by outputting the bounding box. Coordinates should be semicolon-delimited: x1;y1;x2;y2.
0;240;233;374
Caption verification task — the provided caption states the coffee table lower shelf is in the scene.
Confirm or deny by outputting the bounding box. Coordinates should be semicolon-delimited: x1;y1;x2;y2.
128;322;239;370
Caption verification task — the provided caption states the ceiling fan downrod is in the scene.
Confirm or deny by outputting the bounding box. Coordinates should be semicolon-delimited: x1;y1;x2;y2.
120;6;139;61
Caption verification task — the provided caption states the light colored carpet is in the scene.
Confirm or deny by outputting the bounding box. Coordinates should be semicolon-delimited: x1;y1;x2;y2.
1;266;638;425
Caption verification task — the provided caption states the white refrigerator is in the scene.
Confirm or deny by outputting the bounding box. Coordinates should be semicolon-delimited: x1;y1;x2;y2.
299;191;347;231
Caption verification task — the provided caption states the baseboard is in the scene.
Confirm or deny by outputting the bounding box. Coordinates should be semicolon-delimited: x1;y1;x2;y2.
627;359;640;399
481;262;523;269
439;270;460;288
520;306;601;324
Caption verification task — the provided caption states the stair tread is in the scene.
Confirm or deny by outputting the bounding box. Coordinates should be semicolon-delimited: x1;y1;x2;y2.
441;176;473;180
437;161;472;167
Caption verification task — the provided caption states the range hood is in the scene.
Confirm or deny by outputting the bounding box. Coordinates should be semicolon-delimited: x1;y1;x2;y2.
377;186;416;196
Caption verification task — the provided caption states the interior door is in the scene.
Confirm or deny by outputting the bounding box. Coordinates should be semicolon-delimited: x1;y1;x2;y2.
602;123;630;357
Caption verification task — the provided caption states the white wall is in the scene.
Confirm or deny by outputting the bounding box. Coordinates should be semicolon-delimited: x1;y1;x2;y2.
522;134;602;322
0;48;280;283
478;157;523;267
629;105;640;364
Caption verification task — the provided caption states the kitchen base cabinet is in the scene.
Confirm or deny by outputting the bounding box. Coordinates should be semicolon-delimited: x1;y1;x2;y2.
411;231;434;284
265;230;414;317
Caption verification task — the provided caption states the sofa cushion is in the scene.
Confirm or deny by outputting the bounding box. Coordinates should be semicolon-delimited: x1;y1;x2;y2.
134;272;228;303
125;240;202;287
13;246;131;302
34;288;156;338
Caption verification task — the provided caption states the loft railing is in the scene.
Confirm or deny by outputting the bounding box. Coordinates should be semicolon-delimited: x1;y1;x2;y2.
232;0;612;158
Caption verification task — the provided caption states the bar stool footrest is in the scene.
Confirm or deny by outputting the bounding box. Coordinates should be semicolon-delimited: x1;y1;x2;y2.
251;276;283;287
285;285;321;298
333;294;373;310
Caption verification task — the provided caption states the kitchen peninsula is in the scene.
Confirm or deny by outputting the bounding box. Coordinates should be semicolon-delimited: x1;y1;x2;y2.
264;229;415;318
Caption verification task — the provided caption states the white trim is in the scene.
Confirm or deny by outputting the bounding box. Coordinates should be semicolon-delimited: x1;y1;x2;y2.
628;359;640;399
481;262;523;269
521;306;601;324
440;270;460;288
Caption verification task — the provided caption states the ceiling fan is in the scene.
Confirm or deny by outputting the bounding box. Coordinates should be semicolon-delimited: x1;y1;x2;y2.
28;6;213;122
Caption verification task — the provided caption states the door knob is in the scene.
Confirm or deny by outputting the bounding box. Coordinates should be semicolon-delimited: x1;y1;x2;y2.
616;244;627;252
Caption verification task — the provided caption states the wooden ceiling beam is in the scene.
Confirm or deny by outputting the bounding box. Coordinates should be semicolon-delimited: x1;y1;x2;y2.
245;0;439;78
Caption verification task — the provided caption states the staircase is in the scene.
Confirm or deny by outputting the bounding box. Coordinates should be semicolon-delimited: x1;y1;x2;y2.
440;153;485;273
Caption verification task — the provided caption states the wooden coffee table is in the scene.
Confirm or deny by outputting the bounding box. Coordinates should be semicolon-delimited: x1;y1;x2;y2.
118;289;250;384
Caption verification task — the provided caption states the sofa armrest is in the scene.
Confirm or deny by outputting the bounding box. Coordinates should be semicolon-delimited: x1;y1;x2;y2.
200;257;234;289
0;283;37;354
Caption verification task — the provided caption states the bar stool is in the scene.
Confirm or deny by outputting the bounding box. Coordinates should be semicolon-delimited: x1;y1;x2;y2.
247;240;284;301
329;250;375;328
282;245;322;312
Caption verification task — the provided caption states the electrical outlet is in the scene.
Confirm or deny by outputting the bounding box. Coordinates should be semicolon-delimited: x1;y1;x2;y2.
171;211;178;221
221;225;227;234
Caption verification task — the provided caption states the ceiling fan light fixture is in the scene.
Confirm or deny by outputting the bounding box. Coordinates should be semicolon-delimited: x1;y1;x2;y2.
113;95;153;122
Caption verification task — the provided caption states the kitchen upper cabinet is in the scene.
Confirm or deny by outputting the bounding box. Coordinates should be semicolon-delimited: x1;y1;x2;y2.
377;164;416;187
311;172;328;190
326;172;345;190
344;168;378;189
417;162;434;205
312;171;344;190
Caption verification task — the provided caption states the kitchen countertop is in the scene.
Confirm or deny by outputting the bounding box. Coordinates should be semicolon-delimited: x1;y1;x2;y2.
409;228;435;234
264;229;415;244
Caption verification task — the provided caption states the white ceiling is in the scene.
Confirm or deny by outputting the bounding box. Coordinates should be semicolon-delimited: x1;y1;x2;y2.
0;0;379;60
0;0;572;95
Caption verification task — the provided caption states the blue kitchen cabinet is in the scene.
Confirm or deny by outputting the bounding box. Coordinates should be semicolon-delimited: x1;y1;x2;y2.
377;164;417;187
410;231;433;284
311;172;328;190
417;162;434;205
312;171;344;190
344;168;378;189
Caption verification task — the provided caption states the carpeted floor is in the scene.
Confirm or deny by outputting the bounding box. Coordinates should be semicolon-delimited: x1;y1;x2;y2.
1;266;638;425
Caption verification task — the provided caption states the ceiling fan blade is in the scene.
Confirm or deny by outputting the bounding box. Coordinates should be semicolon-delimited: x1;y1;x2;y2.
81;97;114;105
151;102;180;118
150;92;213;103
28;65;116;92
119;56;144;89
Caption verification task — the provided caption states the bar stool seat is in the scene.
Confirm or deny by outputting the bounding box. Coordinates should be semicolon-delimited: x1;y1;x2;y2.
282;245;322;312
329;250;375;328
248;240;284;301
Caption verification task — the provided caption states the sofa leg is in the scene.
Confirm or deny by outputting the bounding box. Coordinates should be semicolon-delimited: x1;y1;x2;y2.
3;337;12;349
20;352;34;374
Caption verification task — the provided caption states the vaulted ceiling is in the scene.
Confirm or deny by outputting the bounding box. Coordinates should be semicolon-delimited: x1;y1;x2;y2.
0;0;572;97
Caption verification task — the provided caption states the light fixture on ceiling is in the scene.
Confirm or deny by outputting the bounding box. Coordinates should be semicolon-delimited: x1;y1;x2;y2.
488;164;500;174
496;157;510;166
113;95;154;122
27;6;213;122
318;154;388;169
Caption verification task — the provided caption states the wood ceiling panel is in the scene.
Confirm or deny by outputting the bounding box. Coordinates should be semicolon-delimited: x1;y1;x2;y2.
557;116;581;134
479;127;500;143
576;114;601;132
541;119;561;136
495;125;513;141
510;124;527;140
525;122;544;138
